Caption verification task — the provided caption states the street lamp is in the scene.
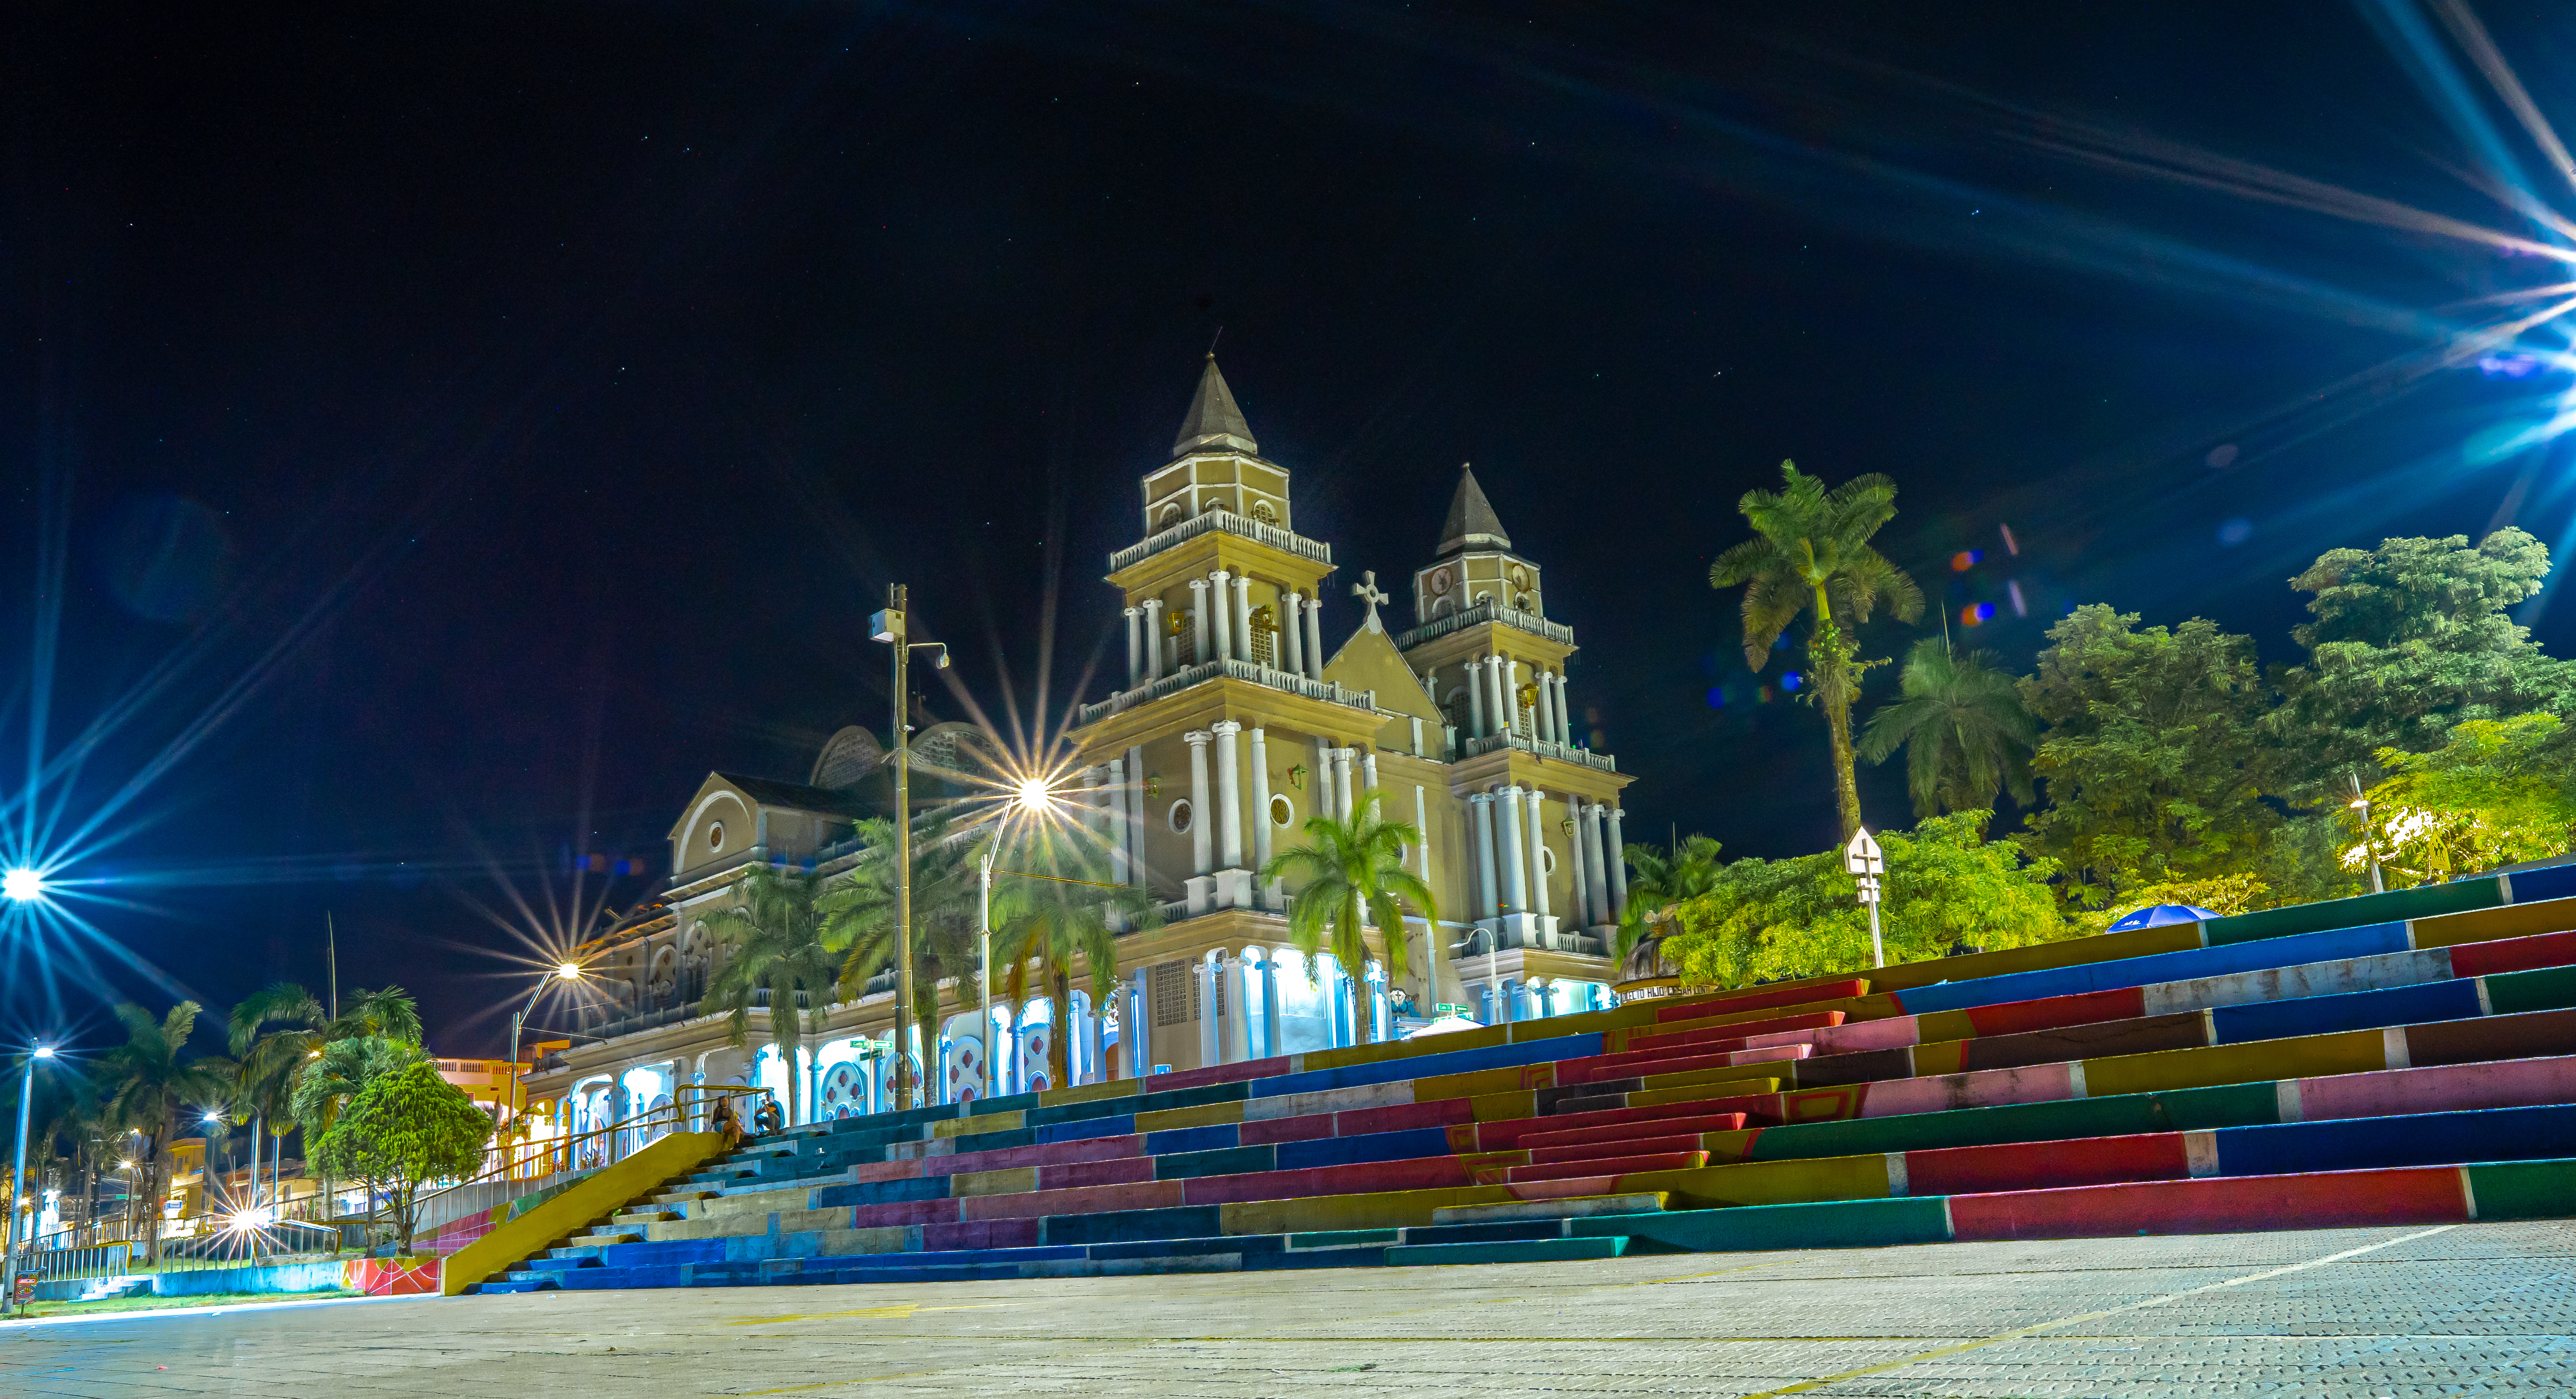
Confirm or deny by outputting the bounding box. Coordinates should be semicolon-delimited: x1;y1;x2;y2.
871;586;948;1112
4;1043;58;1319
508;961;587;1175
1845;827;1887;968
2;868;41;903
2349;771;2386;895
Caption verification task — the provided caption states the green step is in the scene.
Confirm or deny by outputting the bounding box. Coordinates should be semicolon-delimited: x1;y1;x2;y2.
1385;1236;1630;1266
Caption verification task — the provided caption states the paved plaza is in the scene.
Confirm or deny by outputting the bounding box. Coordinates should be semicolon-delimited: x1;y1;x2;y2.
7;1221;2576;1397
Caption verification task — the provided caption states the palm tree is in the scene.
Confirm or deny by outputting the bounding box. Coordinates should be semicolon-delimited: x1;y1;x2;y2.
988;827;1163;1091
1711;461;1924;839
1614;833;1728;964
701;862;839;1124
230;982;419;1227
1259;787;1438;1045
1859;637;2039;818
818;814;985;1107
97;1002;238;1263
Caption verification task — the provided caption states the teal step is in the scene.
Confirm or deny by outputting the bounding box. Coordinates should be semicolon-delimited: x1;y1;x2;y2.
1385;1235;1629;1266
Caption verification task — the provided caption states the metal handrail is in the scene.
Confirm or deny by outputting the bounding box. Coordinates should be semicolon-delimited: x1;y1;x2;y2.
411;1083;770;1218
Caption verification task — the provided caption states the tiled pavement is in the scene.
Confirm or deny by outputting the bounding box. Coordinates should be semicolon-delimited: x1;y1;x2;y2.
8;1220;2575;1396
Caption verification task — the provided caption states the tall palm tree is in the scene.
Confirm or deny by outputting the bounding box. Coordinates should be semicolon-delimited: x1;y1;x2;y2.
230;982;419;1225
1259;788;1438;1045
97;1002;237;1263
988;827;1162;1092
1859;637;2039;817
818;814;985;1107
1711;461;1924;839
1614;833;1728;964
701;862;839;1124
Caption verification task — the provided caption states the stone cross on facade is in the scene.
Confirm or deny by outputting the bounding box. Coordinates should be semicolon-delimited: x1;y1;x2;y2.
1352;570;1390;632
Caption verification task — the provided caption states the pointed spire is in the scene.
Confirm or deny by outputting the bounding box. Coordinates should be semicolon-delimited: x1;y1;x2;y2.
1172;354;1258;456
1436;461;1511;555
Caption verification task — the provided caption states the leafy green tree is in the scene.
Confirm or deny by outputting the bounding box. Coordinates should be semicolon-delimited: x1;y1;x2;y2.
1615;834;1727;965
702;862;840;1124
97;1002;238;1263
1664;813;2066;988
817;814;985;1109
2344;714;2576;885
988;828;1163;1090
1260;788;1438;1044
2017;605;2278;908
2270;529;2576;804
1711;461;1924;840
313;1060;493;1253
1860;638;2038;818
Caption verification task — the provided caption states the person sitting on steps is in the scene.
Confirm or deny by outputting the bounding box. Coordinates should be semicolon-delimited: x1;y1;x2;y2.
752;1093;785;1136
709;1093;746;1151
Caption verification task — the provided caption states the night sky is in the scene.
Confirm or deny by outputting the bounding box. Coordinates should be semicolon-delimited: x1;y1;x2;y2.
12;2;2576;1056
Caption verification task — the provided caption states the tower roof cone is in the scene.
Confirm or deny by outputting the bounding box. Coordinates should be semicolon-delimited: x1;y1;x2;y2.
1172;354;1259;456
1436;462;1512;555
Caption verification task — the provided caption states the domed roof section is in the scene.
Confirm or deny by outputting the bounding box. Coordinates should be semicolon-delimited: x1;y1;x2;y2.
810;726;885;790
1436;462;1512;556
1172;355;1259;456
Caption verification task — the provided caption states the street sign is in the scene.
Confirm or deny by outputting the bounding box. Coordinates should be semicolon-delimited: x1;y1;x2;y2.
1843;827;1883;875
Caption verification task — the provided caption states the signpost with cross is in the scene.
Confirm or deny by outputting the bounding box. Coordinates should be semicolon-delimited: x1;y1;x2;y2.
1352;570;1390;632
1844;827;1887;968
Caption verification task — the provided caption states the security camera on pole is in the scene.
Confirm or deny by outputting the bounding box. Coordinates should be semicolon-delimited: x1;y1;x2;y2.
1844;827;1886;969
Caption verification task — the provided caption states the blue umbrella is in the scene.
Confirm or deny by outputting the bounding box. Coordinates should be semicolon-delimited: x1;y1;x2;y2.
2105;903;2218;932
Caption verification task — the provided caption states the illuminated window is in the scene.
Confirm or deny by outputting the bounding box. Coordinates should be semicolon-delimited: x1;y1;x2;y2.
706;823;724;850
1168;799;1194;834
1270;794;1294;827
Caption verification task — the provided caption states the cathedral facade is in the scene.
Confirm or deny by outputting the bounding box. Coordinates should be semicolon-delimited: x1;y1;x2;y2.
517;359;1636;1145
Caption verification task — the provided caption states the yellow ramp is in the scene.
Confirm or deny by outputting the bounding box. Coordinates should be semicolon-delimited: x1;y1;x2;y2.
441;1131;728;1296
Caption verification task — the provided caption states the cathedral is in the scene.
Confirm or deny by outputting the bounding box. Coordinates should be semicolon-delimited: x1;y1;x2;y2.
519;359;1638;1141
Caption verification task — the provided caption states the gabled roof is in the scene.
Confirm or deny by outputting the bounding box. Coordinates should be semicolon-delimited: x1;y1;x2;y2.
1172;355;1259;456
712;772;875;820
1436;462;1512;555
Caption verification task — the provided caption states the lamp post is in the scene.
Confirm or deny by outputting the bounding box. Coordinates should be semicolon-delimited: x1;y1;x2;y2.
2349;771;2385;895
1845;827;1886;968
5;1043;58;1319
871;586;948;1110
508;961;587;1178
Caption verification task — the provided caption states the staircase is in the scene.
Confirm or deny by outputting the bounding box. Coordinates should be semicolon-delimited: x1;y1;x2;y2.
460;864;2576;1292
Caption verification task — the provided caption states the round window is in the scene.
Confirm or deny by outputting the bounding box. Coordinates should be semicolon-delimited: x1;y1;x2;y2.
1430;568;1451;595
1539;845;1557;875
706;822;725;851
1269;794;1294;827
1168;799;1195;834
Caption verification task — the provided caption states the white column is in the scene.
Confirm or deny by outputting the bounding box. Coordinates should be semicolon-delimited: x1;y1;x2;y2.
1472;793;1499;918
1222;955;1252;1063
1209;571;1234;666
1497;787;1529;915
1557;672;1575;742
1552;672;1572;743
1568;799;1593;931
1501;659;1521;737
1234;574;1255;663
1125;744;1147;886
1410;716;1424;757
1465;665;1487;739
1212;720;1244;872
1485;657;1508;739
1332;747;1354;822
1185;730;1214;875
1524;788;1551;918
1141;599;1165;682
1248;728;1274;886
1189;579;1211;666
1124;607;1142;688
1305;597;1326;680
1361;750;1379;800
1607;808;1630;918
1413;785;1432;885
1282;591;1305;675
1198;955;1220;1067
1532;669;1554;742
1583;801;1610;926
1107;757;1131;887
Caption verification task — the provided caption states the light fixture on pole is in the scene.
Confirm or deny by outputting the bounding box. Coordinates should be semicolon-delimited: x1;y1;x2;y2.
1844;827;1886;969
1;869;42;903
2348;771;2385;895
871;587;947;1111
508;960;587;1175
4;1043;58;1319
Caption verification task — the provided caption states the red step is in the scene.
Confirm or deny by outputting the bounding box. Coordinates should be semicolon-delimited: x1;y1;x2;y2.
1516;1112;1748;1153
1504;1150;1708;1183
